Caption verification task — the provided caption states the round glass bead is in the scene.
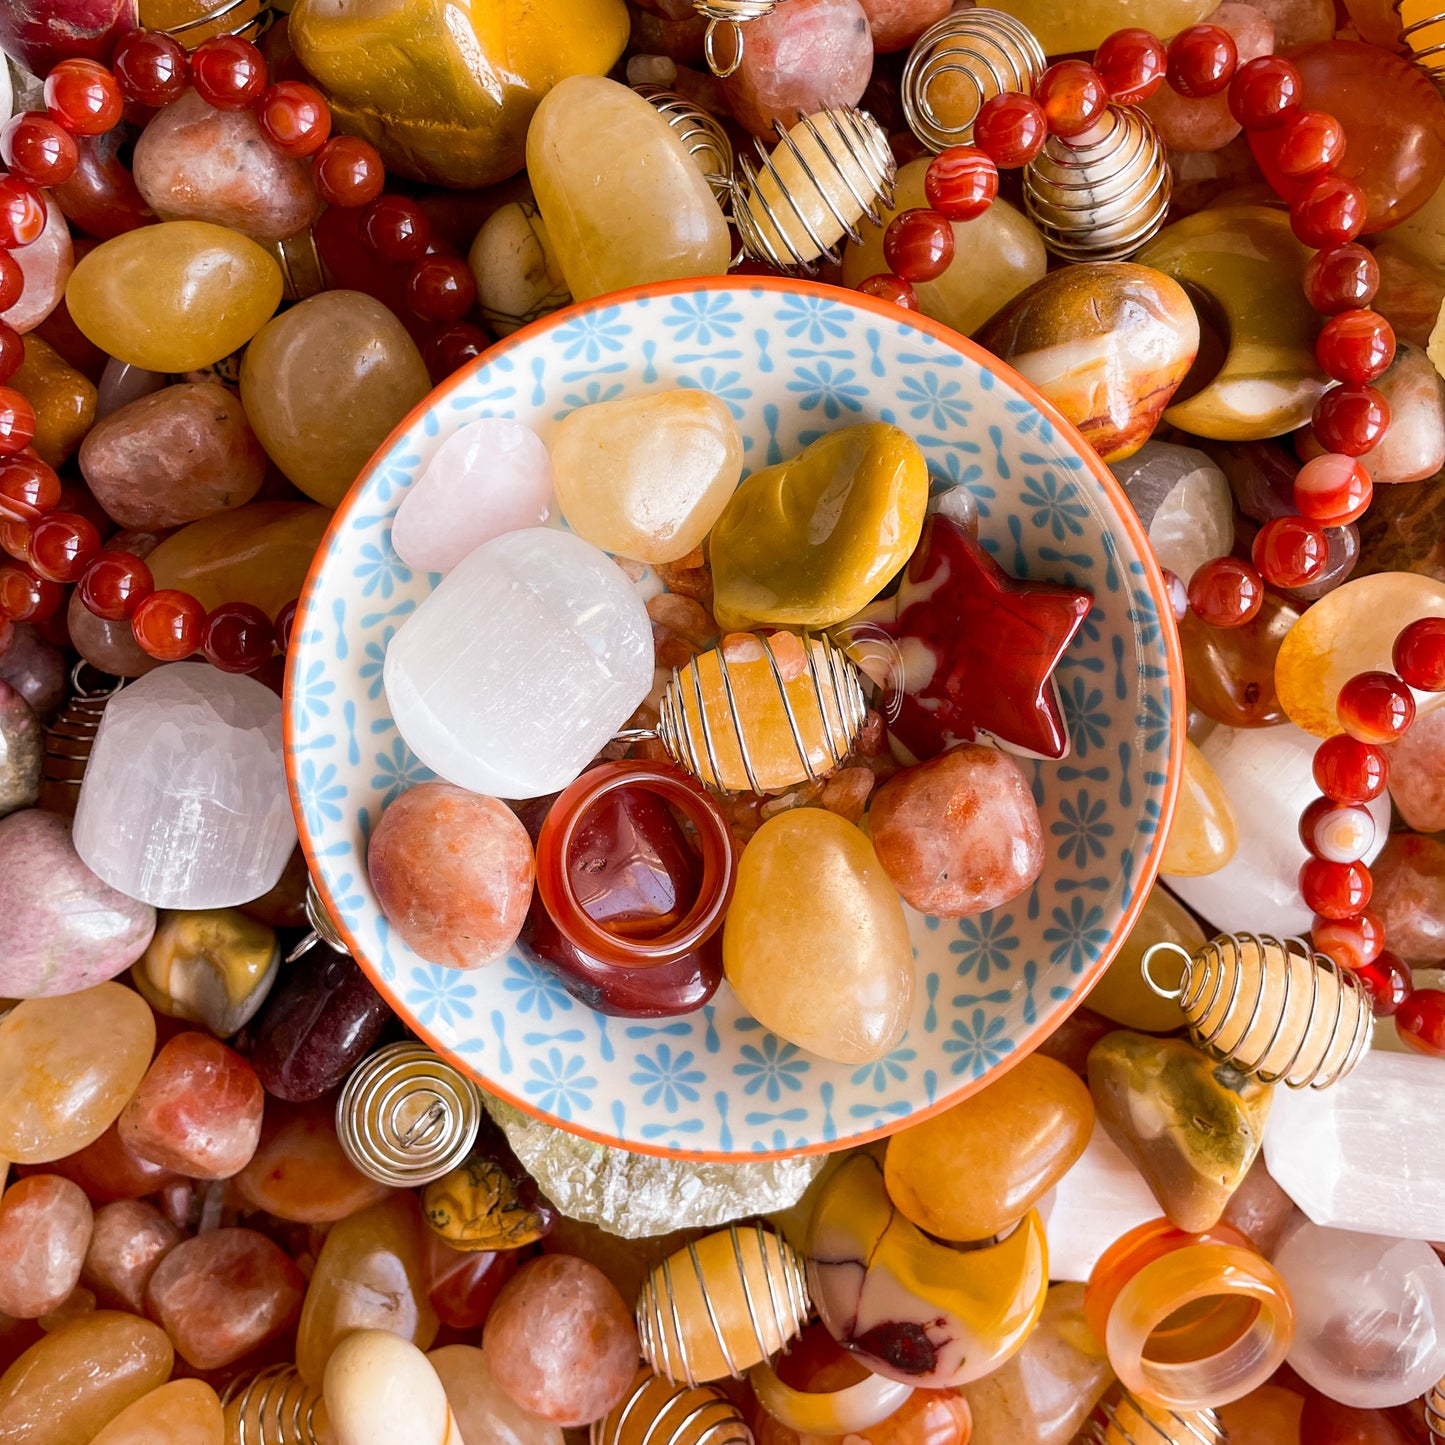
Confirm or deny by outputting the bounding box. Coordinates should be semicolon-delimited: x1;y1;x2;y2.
256;81;332;159
883;208;955;283
358;195;431;265
923;147;998;221
1397;989;1445;1057
1293;453;1372;525
1093;28;1167;105
1311;385;1389;457
1336;669;1416;744
405;253;476;323
1298;795;1376;865
972;93;1047;168
43;59;123;135
1312;734;1388;804
1298;856;1372;919
1393;617;1445;693
132;588;205;660
1316;309;1396;385
1311;909;1383;971
1290;174;1365;249
1187;556;1264;628
28;511;100;584
1273;109;1345;180
0;563;61;621
0;176;46;250
112;30;188;108
313;136;385;208
0;456;59;515
1355;952;1411;1018
0;325;21;388
1167;24;1238;98
191;35;267;111
1227;55;1302;130
79;551;153;621
0;114;78;189
0;253;19;311
0;388;36;455
1251;514;1327;587
201;601;274;673
1303;244;1379;314
1034;60;1109;138
856;274;919;308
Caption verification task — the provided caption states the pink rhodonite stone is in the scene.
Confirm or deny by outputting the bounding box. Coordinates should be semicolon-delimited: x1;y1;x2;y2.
144;1227;306;1370
119;1032;265;1179
1370;832;1445;965
867;744;1045;917
0;1174;93;1319
481;1255;639;1427
82;1200;182;1314
1385;708;1445;834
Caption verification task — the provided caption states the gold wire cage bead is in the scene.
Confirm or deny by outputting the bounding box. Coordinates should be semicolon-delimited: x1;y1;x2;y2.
1021;105;1172;263
1081;1389;1225;1445
693;0;789;77
633;85;736;205
1399;0;1445;80
899;6;1046;152
636;1223;812;1387
591;1367;754;1445
731;107;895;272
1141;930;1373;1090
335;1041;482;1188
222;1365;326;1445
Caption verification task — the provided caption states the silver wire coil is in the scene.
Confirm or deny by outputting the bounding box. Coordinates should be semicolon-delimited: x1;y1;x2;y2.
1022;105;1171;263
694;0;787;78
336;1041;482;1188
1399;1;1445;80
1080;1390;1224;1445
591;1368;754;1445
41;662;122;795
635;85;736;205
284;878;350;964
637;1223;812;1387
731;108;894;271
161;0;273;44
900;7;1046;152
1142;930;1373;1090
1427;1373;1445;1442
222;1365;325;1445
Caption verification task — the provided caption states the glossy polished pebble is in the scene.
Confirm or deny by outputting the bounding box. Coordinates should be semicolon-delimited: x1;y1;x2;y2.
64;529;164;680
1180;590;1298;729
66;221;282;373
1085;885;1200;1033
296;1192;439;1387
1370;831;1445;964
133;907;278;1036
2;196;73;336
79;382;267;530
132;87;319;243
0;984;154;1164
430;1345;565;1445
234;1096;393;1224
87;1379;224;1445
10;335;96;469
993;0;1212;53
1109;441;1234;587
119;1032;264;1179
0;1176;92;1320
469;201;571;338
974;263;1199;463
145;1228;306;1370
0;625;68;723
868;743;1044;917
884;1054;1094;1242
81;1200;180;1313
0;683;41;818
1385;707;1445;833
1354;344;1445;484
0;809;156;999
724;809;913;1065
47;1122;181;1206
0;1310;174;1445
551;389;743;564
1160;739;1239;876
842;157;1045;337
324;1328;461;1445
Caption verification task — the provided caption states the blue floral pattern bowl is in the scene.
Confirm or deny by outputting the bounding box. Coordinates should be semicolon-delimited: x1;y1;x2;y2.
284;277;1184;1161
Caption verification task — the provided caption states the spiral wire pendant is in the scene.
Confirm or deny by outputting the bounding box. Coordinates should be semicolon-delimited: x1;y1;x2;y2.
900;7;1046;152
221;1365;324;1445
693;0;788;77
159;0;273;45
284;878;350;963
1399;0;1445;81
634;85;736;204
1080;1390;1225;1445
591;1368;754;1445
40;662;122;802
1426;1373;1445;1443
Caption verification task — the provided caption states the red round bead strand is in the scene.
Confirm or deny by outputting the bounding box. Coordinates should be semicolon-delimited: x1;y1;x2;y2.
1316;309;1395;386
856;274;919;308
1355;952;1411;1017
1093;29;1168;106
1272;109;1345;181
971;92;1047;168
201;601;274;673
43;59;123;135
1299;796;1377;865
1312;734;1388;804
111;30;188;108
882;208;955;284
358;194;431;266
0;456;60;518
1293;453;1371;525
1393;618;1445;692
132;589;206;661
1289;174;1366;249
1397;989;1445;1057
190;35;267;112
256;81;332;159
1227;54;1302;130
0;176;46;251
1312;910;1384;971
405;253;477;323
0;114;78;190
1187;556;1264;628
0;562;62;622
1303;244;1379;314
28;510;100;584
1166;24;1238;98
78;550;153;621
1311;385;1389;457
1299;856;1372;920
313;136;386;208
1034;60;1109;138
0;253;20;312
923;147;998;222
1251;515;1328;588
0;388;37;456
1336;670;1416;744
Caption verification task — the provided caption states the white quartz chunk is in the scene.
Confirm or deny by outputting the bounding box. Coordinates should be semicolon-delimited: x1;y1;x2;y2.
384;527;653;799
1109;441;1233;585
72;663;295;909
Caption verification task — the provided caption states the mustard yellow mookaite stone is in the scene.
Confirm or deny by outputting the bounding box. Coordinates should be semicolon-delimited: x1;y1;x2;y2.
9;335;95;468
66;221;282;374
708;422;928;632
1160;739;1238;876
527;76;732;304
724;809;913;1065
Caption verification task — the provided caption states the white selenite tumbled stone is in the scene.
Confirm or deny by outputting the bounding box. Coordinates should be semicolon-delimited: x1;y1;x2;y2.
1264;1049;1445;1240
384;527;653;799
72;663;295;909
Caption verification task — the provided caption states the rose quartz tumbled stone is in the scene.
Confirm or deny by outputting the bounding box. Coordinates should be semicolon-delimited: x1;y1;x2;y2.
144;1227;306;1370
82;1200;181;1314
119;1032;265;1179
481;1255;639;1427
368;781;535;969
867;743;1045;917
0;1175;93;1319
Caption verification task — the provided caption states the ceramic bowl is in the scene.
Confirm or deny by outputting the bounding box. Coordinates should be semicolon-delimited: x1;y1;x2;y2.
284;277;1184;1161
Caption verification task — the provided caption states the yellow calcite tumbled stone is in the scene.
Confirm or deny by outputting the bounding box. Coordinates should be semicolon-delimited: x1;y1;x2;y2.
66;221;282;373
1161;739;1238;877
289;0;629;189
709;422;928;632
1087;885;1202;1033
9;335;95;468
1276;572;1445;737
724;809;913;1064
550;389;743;563
528;76;732;304
88;1380;224;1445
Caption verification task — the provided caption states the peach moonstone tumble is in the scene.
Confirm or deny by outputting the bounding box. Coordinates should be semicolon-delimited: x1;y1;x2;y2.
87;1380;224;1445
368;781;535;969
119;1032;264;1180
82;1200;181;1313
324;1330;462;1445
481;1255;639;1427
868;743;1045;917
0;1175;93;1319
550;389;743;564
0;983;155;1165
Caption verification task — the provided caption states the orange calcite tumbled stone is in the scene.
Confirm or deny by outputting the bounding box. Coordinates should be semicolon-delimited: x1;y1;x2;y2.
1160;740;1238;876
87;1379;224;1445
9;336;96;469
1179;591;1298;729
0;1310;175;1445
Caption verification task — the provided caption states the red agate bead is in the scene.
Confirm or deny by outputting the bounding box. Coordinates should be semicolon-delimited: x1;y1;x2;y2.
1312;734;1388;804
1251;515;1327;588
256;82;332;159
1298;796;1376;865
359;194;431;266
1316;309;1395;386
112;30;188;108
1303;244;1379;314
406;253;476;323
0;176;46;250
1167;24;1237;98
201;601;274;673
1298;857;1371;919
1355;952;1411;1017
1397;989;1445;1057
79;551;153;620
1312;909;1383;971
28;510;100;583
1093;29;1167;105
0;563;61;621
1336;670;1416;744
883;208;954;283
1034;60;1109;138
923;147;997;221
972;92;1047;168
190;35;267;111
0;388;36;455
1187;556;1263;628
856;274;918;308
313;136;385;208
1312;385;1389;457
1273;109;1345;180
0;253;19;312
1;114;78;189
0;456;59;517
1293;453;1371;525
43;59;123;135
1290;174;1366;249
1393;617;1445;693
1227;54;1301;130
132;589;205;660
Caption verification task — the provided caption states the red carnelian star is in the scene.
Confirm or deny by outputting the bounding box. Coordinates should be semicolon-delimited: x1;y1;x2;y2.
877;513;1093;760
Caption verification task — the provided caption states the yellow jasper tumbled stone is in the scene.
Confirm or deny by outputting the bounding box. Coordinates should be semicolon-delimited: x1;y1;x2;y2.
883;1055;1094;1243
550;389;743;564
66;221;282;374
724;809;913;1065
1087;885;1201;1033
1160;739;1239;877
528;76;731;304
708;422;928;632
9;335;95;468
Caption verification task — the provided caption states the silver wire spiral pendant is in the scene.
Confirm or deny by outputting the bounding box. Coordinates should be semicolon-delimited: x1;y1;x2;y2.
1021;105;1172;263
1399;0;1445;81
41;662;122;799
1080;1390;1224;1445
591;1368;754;1445
1427;1372;1445;1443
221;1366;324;1445
693;0;788;78
900;7;1046;152
634;86;736;205
284;878;350;964
336;1041;482;1187
731;108;894;272
160;0;273;45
